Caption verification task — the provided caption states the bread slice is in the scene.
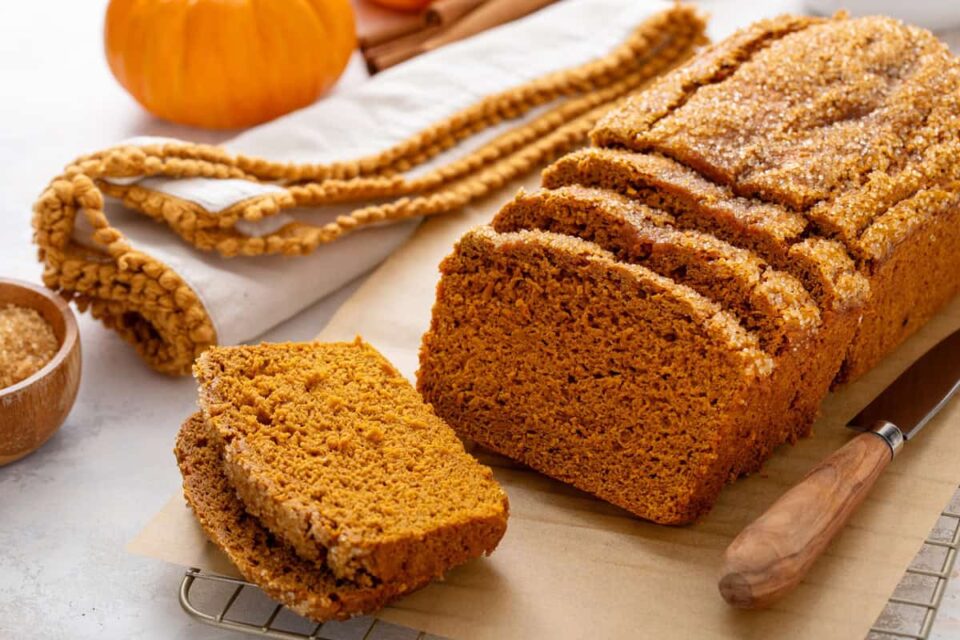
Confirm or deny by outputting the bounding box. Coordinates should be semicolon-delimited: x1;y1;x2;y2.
418;226;778;523
194;339;508;587
174;413;431;621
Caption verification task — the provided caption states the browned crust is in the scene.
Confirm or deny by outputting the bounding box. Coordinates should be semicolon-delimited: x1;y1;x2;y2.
591;14;825;150
842;200;960;380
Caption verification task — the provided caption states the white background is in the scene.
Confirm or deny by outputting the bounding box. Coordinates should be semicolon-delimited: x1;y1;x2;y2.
0;1;958;639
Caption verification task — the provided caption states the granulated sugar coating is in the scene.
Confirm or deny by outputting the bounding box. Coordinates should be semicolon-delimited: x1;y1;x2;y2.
0;304;58;388
194;339;508;588
419;13;960;523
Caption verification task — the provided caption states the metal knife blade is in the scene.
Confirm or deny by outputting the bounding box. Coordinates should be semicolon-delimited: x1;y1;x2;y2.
848;327;960;439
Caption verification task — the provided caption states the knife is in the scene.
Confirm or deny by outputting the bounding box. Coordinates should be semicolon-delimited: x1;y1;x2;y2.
718;327;960;609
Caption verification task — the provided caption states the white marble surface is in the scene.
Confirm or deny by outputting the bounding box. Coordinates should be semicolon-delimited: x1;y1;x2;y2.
0;2;958;639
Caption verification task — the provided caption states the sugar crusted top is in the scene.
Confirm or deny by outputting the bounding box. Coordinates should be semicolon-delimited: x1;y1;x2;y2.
594;14;960;269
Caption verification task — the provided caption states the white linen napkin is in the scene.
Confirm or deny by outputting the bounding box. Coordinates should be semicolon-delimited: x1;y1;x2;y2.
81;0;678;348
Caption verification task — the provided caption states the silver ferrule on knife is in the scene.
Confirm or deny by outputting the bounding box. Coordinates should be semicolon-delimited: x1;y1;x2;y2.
866;420;905;456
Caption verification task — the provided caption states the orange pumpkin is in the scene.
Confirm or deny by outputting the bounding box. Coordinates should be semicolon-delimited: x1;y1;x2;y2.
104;0;357;129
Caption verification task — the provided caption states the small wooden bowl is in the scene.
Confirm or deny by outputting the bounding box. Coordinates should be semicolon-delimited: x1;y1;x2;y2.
0;278;81;465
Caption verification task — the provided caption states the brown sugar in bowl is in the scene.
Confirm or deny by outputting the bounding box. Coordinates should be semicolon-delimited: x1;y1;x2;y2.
0;278;81;465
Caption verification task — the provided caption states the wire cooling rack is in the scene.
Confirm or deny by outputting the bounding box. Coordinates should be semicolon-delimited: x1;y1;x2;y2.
180;489;960;640
178;569;441;640
868;489;960;640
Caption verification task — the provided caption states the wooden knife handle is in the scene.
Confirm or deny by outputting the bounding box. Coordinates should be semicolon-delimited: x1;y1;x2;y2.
719;423;902;609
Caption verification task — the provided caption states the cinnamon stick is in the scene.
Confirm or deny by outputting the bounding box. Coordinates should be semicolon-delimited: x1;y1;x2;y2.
364;0;558;74
367;41;427;73
364;24;445;74
425;0;488;26
423;0;559;50
359;0;486;51
358;12;428;50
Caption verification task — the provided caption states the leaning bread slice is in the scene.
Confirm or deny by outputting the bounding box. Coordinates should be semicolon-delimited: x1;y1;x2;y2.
175;414;431;621
194;339;509;586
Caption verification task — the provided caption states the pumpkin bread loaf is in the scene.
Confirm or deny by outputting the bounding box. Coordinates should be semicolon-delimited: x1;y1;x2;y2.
418;14;960;523
194;339;508;587
175;413;433;621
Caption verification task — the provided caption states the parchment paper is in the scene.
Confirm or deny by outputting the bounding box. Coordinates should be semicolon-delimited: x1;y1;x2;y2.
129;167;960;639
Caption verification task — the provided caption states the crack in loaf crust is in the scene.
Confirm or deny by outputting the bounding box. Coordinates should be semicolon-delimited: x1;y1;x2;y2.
418;14;960;523
590;13;960;381
417;227;780;524
193;340;508;587
174;414;434;622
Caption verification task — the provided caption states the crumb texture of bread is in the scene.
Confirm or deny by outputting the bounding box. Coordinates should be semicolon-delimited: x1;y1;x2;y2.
193;340;508;586
419;14;960;522
174;414;433;622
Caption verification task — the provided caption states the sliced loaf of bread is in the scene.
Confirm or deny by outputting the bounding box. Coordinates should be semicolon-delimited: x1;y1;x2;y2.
588;14;960;381
418;14;960;524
